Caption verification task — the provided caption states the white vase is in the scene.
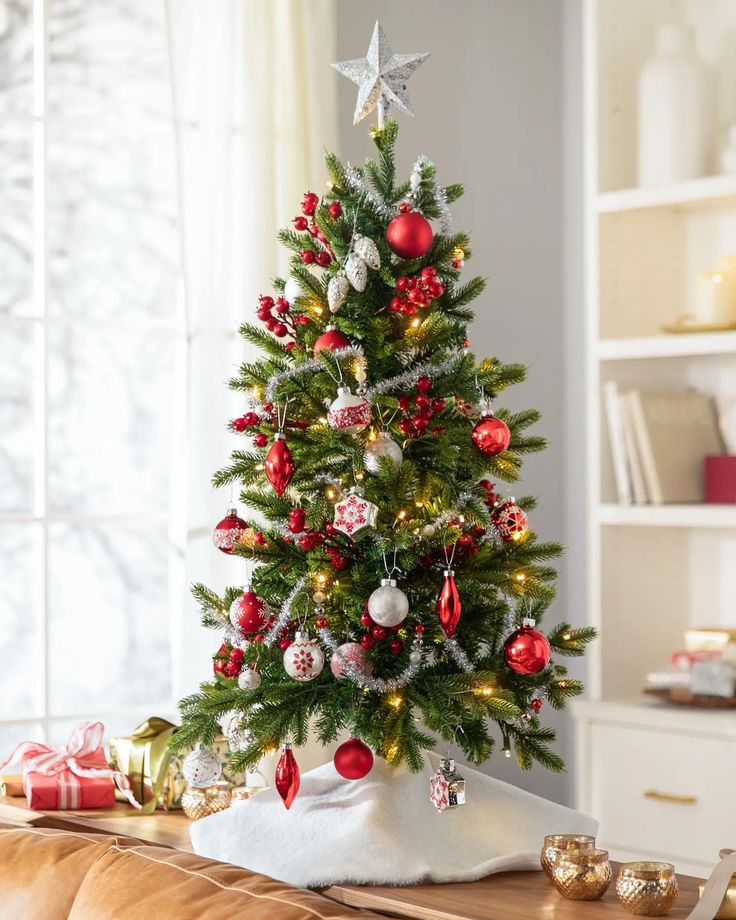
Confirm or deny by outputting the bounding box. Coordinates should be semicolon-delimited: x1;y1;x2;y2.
637;24;711;188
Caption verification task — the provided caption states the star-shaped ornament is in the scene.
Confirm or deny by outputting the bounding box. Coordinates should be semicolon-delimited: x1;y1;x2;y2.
332;22;429;127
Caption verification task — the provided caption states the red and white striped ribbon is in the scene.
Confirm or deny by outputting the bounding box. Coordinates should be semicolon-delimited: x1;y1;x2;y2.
0;721;141;810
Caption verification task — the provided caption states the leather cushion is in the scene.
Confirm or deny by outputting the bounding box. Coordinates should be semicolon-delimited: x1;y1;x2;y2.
0;826;145;920
67;845;384;919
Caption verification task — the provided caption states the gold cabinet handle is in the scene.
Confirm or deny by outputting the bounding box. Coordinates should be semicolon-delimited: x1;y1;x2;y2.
643;789;697;806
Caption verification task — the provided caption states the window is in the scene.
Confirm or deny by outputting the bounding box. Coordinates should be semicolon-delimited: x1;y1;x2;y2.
0;0;183;750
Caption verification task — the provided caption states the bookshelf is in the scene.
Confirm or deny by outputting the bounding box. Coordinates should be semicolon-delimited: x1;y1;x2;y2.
573;0;736;877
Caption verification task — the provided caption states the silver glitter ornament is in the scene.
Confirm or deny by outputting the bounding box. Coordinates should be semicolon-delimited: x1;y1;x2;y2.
353;233;381;270
237;667;262;691
332;22;429;128
345;252;367;292
368;578;409;627
364;431;402;473
328;270;349;313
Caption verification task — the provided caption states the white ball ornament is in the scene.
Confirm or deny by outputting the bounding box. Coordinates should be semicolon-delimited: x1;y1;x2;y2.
327;386;371;434
237;667;262;691
368;578;409;628
283;276;304;304
182;745;222;788
364;431;403;473
283;631;324;681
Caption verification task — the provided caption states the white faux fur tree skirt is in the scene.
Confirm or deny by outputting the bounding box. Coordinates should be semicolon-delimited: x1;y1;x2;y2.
190;754;597;888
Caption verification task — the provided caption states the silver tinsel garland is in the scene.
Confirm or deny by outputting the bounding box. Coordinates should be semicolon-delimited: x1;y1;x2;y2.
264;346;364;404
444;636;475;673
408;154;453;236
365;349;464;399
344;163;395;220
320;627;422;692
263;577;306;647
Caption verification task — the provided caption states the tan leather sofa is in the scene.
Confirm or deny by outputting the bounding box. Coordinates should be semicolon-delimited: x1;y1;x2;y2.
0;824;383;919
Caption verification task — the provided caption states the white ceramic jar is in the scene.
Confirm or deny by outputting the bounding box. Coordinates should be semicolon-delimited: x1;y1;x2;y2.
638;24;711;188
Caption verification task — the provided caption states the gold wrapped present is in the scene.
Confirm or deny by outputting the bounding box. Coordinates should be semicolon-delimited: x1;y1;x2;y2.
109;718;245;813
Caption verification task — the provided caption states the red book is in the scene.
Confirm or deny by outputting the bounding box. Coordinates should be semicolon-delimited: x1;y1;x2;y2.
705;456;736;504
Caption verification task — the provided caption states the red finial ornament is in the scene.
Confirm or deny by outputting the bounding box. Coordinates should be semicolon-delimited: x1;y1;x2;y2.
275;744;300;809
437;569;462;638
265;405;295;496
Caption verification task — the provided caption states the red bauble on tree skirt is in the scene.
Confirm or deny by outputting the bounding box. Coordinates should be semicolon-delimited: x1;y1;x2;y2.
334;737;374;780
211;508;247;554
437;569;462;638
265;433;295;496
313;325;350;355
471;413;511;456
386;211;433;260
503;618;551;675
229;590;270;634
275;744;300;809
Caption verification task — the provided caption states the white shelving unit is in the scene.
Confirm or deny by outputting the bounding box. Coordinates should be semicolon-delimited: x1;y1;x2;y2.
574;0;736;878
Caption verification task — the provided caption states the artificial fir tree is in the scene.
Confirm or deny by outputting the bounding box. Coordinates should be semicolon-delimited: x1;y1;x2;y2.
174;27;594;808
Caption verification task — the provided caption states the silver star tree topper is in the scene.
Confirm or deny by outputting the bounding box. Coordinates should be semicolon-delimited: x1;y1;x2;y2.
332;22;429;129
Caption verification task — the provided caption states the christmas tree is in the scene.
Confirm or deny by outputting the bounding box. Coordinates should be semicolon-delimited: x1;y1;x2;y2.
174;24;594;808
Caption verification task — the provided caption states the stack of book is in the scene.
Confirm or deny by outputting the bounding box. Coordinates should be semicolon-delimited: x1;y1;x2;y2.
604;385;726;504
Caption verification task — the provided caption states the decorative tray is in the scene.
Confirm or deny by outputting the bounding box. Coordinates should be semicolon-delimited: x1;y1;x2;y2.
645;687;736;708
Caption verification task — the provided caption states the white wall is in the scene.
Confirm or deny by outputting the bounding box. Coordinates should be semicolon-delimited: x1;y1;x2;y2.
336;0;582;805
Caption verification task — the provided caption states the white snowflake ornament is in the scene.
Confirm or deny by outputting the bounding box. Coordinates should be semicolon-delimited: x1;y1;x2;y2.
345;252;368;292
353;233;381;270
283;631;325;681
333;486;378;539
328;270;349;313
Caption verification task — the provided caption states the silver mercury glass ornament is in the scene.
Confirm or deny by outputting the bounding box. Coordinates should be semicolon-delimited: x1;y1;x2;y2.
429;758;466;813
367;578;409;627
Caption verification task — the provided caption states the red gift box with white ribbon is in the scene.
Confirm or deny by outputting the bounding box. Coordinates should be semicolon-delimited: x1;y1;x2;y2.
0;721;142;811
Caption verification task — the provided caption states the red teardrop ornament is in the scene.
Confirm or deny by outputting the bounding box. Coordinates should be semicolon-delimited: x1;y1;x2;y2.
437;569;462;638
265;434;295;496
503;618;551;675
275;744;300;809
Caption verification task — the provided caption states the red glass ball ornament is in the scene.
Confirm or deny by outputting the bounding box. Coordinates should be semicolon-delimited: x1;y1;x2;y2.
386;212;433;260
334;738;374;780
230;590;270;634
531;697;543;712
265;434;295;496
503;621;551;675
360;611;373;627
253;432;268;448
212;509;247;554
275;744;300;809
471;414;511;456
359;633;373;649
372;625;388;641
437;569;462;638
389;638;404;654
313;326;350;355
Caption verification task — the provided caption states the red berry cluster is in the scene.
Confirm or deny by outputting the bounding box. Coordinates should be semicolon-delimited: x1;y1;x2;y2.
232;411;260;432
359;607;404;653
396;375;446;439
287;507;346;568
292;191;335;267
256;294;295;338
213;642;244;679
390;266;444;316
478;478;498;507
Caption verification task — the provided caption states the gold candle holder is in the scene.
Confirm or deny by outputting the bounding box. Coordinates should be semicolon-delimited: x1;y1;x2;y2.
541;834;596;880
181;781;232;821
551;848;612;901
616;862;678;916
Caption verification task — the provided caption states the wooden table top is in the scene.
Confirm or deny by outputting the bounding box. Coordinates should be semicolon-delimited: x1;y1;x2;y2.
322;867;702;920
0;793;704;918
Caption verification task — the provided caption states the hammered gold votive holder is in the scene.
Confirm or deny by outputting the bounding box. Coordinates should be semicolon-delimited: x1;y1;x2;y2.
541;834;597;880
616;862;678;916
551;848;612;900
181;781;232;821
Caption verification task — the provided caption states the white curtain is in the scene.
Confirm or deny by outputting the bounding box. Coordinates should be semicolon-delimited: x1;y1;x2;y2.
166;0;338;772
